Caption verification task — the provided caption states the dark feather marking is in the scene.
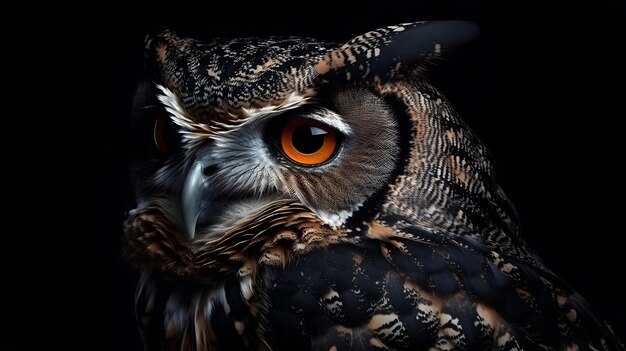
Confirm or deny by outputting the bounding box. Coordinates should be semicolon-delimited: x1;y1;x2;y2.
383;271;413;313
224;277;249;321
339;290;369;326
430;270;460;295
209;301;246;350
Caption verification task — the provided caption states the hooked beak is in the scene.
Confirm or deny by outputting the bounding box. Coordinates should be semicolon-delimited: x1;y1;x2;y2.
181;151;217;238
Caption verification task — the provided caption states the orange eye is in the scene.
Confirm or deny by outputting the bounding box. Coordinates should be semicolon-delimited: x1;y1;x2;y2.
280;118;339;166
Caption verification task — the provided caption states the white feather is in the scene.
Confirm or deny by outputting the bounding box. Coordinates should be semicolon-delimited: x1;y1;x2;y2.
314;201;363;228
156;85;212;142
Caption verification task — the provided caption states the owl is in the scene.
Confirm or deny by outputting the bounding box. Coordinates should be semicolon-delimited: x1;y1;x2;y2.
124;21;623;350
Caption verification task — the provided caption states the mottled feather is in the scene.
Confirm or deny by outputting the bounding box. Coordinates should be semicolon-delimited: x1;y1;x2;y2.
125;21;623;351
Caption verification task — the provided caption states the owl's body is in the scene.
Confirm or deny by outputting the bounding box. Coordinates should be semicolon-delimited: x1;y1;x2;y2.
125;22;623;350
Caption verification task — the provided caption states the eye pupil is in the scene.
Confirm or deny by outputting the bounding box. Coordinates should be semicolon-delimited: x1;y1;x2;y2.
291;126;327;154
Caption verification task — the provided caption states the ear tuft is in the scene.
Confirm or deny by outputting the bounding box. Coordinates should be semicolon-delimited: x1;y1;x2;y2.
315;21;479;83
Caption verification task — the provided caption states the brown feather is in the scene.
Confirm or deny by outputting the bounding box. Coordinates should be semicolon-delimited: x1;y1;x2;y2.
125;199;350;285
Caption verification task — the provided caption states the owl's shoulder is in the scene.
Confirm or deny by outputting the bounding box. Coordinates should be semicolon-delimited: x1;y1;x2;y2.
261;219;622;350
130;207;622;350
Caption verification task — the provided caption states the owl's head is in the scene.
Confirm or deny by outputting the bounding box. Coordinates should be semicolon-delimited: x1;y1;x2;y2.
127;21;524;281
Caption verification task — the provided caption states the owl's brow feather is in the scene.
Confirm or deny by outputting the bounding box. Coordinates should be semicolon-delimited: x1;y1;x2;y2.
157;84;353;138
156;84;215;142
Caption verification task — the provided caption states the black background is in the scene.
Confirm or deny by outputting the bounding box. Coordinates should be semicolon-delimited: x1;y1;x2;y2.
86;1;626;349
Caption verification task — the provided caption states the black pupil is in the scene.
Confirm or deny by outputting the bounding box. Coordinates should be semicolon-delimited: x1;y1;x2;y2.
291;125;327;154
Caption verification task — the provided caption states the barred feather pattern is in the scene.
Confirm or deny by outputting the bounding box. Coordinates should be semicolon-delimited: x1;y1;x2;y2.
126;21;624;350
125;199;346;283
129;209;622;350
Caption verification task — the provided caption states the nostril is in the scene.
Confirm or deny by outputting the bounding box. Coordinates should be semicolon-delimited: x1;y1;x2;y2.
203;165;218;176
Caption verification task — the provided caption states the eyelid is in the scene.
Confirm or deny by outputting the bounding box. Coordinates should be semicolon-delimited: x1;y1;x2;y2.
301;109;352;136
